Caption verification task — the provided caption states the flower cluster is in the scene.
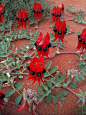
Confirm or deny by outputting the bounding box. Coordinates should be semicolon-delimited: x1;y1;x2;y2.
27;56;46;86
0;3;4;23
16;9;28;29
17;88;37;115
63;69;78;84
34;32;51;58
52;4;64;23
53;19;67;42
0;92;5;113
76;28;86;51
33;2;43;21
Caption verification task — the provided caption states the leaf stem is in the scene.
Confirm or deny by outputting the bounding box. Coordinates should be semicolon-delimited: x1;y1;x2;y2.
10;84;22;96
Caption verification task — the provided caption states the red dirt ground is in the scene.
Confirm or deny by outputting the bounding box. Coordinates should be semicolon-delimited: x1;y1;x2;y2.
1;0;86;115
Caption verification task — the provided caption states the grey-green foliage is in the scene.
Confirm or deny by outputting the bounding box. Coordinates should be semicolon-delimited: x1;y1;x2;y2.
1;0;52;23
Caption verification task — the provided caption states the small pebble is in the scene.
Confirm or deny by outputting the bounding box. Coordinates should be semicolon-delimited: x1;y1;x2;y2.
59;102;61;104
60;104;63;107
69;61;71;64
55;108;57;111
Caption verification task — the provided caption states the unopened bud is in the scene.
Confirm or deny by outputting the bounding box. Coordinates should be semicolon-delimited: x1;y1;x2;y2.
50;25;53;28
26;46;29;50
67;70;70;76
35;26;38;30
6;73;10;78
76;51;80;55
32;91;37;96
56;51;60;54
33;47;36;50
28;99;32;106
29;93;33;99
15;47;17;54
24;97;27;101
71;75;74;78
33;96;37;103
7;38;10;41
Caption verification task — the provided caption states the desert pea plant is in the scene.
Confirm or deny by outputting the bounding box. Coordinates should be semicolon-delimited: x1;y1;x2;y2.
0;1;86;115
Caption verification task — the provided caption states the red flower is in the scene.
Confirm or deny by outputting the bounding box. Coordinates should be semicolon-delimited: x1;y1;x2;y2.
62;4;64;15
16;9;28;29
0;3;4;23
17;101;29;111
34;32;51;58
52;6;62;23
76;28;86;52
17;88;38;115
53;19;67;42
33;2;43;21
27;56;46;86
0;92;5;113
63;76;74;84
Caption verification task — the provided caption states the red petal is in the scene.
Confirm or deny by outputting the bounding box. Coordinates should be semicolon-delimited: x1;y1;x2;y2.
17;102;29;111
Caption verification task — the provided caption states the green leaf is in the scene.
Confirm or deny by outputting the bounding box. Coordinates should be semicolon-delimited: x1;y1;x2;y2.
77;15;79;20
46;95;51;103
56;90;62;97
60;73;66;81
55;72;60;77
83;110;86;114
15;95;22;105
83;54;86;60
79;73;85;80
83;105;86;110
71;30;75;33
62;91;67;96
18;75;23;79
76;76;81;82
33;31;37;37
55;83;61;87
7;50;12;56
66;25;69;30
37;86;44;91
47;81;52;88
0;34;2;40
0;54;6;57
8;57;13;61
60;96;66;100
11;44;14;50
15;81;24;91
0;81;3;88
77;61;85;65
46;61;52;70
80;15;84;21
78;20;81;23
44;72;50;78
59;44;65;49
24;30;28;35
0;63;4;68
6;89;15;97
24;53;29;57
74;19;78;22
20;46;27;51
37;89;44;96
82;66;86;75
50;66;58;74
70;79;78;88
76;110;82;114
52;97;57;104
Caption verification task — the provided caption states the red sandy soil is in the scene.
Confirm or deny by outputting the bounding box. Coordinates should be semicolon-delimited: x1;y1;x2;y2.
1;0;86;115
